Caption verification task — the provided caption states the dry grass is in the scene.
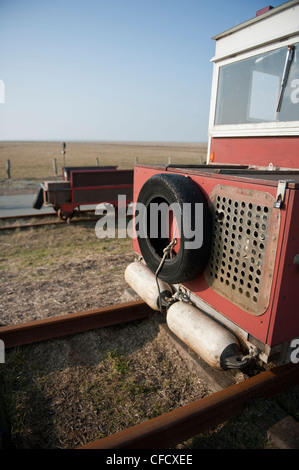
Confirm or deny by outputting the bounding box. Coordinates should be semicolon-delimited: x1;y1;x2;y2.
0;221;210;449
2;325;208;449
0;140;208;180
0;221;134;324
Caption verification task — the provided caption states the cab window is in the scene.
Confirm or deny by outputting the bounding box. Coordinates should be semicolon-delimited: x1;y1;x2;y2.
214;43;299;125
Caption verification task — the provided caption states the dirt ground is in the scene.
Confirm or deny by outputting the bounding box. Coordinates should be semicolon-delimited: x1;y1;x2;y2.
0;218;215;449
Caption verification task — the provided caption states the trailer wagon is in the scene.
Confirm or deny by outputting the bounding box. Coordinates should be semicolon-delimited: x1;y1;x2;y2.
33;166;134;222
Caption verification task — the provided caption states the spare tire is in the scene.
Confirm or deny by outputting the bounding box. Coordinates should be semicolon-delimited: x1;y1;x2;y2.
136;173;212;284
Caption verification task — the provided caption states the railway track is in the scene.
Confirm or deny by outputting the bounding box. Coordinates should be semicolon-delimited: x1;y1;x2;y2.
79;361;299;449
1;300;298;449
0;211;98;230
0;300;152;348
0;211;133;230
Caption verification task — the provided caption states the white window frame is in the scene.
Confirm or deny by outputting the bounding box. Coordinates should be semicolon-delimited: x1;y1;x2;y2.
208;35;299;141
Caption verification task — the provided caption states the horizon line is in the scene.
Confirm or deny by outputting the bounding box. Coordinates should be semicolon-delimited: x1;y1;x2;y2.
0;139;208;144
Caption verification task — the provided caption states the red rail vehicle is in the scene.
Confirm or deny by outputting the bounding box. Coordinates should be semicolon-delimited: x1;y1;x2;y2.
33;166;133;222
125;1;299;369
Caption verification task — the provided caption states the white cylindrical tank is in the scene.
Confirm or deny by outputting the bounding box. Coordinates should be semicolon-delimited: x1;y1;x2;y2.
166;301;248;370
125;261;173;311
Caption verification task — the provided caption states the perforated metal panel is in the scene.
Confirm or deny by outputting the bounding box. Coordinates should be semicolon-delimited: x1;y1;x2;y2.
205;185;280;315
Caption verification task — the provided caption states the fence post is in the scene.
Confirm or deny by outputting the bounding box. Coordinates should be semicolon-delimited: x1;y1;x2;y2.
6;159;10;179
62;142;66;168
96;157;99;166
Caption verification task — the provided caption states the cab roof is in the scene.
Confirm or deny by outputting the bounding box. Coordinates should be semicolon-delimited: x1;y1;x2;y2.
212;0;299;41
211;0;299;62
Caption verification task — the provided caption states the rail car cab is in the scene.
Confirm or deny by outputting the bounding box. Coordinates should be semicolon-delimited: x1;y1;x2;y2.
125;1;299;369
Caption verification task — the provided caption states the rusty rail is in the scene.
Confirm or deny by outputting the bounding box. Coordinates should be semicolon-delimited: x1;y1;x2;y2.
0;300;152;348
0;212;132;230
0;210;92;220
0;217;96;231
1;298;298;450
78;361;299;449
0;211;97;231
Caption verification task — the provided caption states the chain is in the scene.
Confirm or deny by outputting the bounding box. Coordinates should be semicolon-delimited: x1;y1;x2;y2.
155;237;178;311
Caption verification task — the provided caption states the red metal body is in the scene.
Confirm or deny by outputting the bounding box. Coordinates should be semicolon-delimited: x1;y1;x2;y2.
42;166;134;218
209;137;299;168
132;163;299;348
67;168;133;208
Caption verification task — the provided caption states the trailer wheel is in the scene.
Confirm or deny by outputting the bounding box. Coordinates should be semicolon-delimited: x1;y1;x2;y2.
66;213;75;224
57;209;68;221
57;208;77;223
136;173;212;284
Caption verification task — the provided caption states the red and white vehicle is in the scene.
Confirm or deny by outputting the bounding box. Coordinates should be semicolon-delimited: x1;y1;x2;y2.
125;1;299;369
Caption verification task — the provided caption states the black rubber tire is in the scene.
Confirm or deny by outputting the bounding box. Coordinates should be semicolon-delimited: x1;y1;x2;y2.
57;209;67;221
32;187;43;209
136;173;212;284
57;209;74;222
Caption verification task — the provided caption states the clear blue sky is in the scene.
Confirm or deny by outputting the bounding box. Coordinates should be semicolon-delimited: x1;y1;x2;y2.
0;0;286;142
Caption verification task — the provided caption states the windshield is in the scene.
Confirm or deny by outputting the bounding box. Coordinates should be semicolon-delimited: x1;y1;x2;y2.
214;43;299;125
